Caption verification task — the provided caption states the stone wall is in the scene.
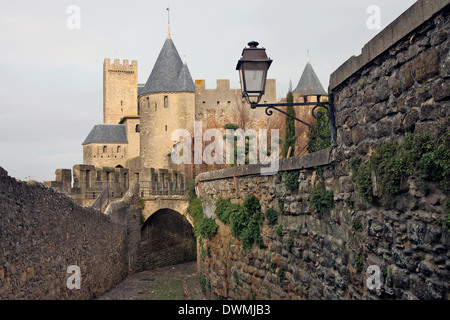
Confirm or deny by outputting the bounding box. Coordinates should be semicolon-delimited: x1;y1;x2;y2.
194;79;277;130
195;0;449;300
0;166;128;299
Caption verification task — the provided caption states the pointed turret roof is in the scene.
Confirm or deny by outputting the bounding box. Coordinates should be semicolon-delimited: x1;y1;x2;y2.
293;61;327;96
176;62;195;92
140;38;195;95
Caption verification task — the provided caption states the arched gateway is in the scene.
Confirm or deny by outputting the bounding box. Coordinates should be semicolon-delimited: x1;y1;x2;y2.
138;208;197;271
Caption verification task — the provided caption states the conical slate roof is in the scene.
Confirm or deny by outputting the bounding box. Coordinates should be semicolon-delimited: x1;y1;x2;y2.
293;61;327;96
176;63;195;92
140;38;195;95
82;124;127;145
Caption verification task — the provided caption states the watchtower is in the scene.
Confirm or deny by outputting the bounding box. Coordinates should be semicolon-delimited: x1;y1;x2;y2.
103;58;138;124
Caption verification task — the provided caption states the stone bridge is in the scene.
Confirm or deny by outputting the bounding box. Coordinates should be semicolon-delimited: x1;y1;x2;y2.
45;165;196;273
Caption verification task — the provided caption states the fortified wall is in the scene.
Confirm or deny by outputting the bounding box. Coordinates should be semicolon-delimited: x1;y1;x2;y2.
1;167;195;299
44;165;186;208
196;0;449;300
195;79;277;129
0;166;128;299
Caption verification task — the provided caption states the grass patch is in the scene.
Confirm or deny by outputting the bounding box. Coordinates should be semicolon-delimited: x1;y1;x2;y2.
140;279;184;300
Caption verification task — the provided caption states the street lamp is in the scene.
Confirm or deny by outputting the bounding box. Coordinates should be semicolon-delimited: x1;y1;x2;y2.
236;41;273;105
236;41;337;147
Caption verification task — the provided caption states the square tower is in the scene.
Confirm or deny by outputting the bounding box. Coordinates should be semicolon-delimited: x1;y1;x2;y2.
103;58;138;124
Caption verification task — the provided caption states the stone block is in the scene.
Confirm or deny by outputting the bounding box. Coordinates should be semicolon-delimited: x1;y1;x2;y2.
431;78;450;101
413;48;440;83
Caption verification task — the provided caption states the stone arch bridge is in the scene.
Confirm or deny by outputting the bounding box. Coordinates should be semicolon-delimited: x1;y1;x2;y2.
45;166;196;272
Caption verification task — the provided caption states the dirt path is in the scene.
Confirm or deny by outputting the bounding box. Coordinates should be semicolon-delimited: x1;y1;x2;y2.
97;261;205;300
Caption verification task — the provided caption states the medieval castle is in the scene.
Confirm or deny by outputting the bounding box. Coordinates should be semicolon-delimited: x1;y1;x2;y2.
44;30;326;207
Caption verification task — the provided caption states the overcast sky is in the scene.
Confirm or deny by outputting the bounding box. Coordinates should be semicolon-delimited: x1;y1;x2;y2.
0;0;417;182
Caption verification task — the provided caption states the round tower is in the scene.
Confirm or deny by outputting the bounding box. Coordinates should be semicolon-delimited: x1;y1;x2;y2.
138;36;195;170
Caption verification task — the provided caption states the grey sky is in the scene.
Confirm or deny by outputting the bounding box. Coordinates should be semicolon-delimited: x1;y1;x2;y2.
0;0;416;182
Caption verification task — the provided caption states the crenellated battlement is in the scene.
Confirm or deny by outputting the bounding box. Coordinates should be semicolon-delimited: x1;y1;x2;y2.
104;58;137;73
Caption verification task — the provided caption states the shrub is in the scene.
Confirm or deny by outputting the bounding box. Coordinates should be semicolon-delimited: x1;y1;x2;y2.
189;193;218;240
230;194;264;250
309;185;334;215
280;170;300;191
215;198;239;225
265;207;278;225
196;217;219;239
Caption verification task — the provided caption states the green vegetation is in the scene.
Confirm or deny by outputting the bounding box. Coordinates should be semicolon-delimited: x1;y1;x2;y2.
307;101;331;153
279;170;300;191
215;198;240;225
214;194;265;250
276;225;283;237
282;91;297;158
187;180;218;240
223;123;240;130
199;273;207;295
265;207;278;226
350;124;449;208
353;255;364;273
309;185;334;215
277;268;286;283
350;156;374;203
351;219;363;232
277;196;284;212
230;194;264;250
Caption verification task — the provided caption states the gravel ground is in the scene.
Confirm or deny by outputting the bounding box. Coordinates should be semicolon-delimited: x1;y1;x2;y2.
97;261;205;300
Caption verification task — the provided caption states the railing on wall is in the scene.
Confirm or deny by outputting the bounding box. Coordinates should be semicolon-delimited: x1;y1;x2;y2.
84;181;123;200
138;181;186;197
84;181;186;200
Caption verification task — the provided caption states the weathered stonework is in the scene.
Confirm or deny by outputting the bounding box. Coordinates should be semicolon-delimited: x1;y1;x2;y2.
196;1;450;300
0;167;128;299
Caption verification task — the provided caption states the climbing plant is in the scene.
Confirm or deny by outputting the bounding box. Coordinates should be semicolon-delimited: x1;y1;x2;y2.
187;180;218;240
350;123;449;208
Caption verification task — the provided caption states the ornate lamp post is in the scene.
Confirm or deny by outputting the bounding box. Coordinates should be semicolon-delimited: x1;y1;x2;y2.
236;41;337;147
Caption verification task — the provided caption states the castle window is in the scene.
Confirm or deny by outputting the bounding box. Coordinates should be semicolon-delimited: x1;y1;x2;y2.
164;96;168;108
135;124;140;132
217;101;220;105
103;146;107;153
117;146;121;153
165;125;168;131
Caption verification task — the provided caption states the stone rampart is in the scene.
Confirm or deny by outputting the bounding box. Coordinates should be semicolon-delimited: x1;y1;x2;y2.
195;0;449;300
0;167;128;299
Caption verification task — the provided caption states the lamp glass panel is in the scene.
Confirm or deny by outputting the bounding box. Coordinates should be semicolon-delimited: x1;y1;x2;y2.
242;62;267;94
